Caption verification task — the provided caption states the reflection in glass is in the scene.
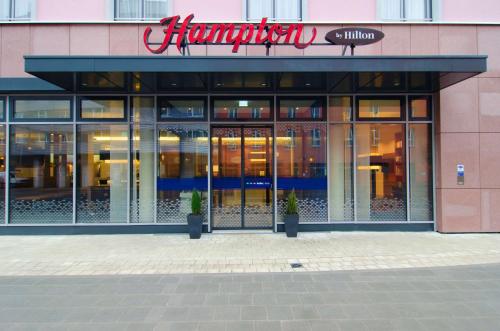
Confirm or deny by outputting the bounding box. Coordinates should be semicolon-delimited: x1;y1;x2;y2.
0;99;4;120
212;73;272;89
0;126;5;222
157;124;208;223
13;99;71;120
276;123;328;223
77;125;128;223
329;124;354;221
243;127;273;228
131;97;155;223
158;98;205;120
356;124;406;221
211;127;242;228
357;73;405;91
10;125;73;223
213;99;271;120
358;98;403;120
279;98;324;120
409;124;433;221
80;98;126;120
410;96;432;120
329;96;352;122
80;73;125;90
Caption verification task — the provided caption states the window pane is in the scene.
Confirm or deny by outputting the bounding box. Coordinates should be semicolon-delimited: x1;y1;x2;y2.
409;124;433;221
358;98;403;120
213;99;271;120
77;125;128;223
80;73;125;90
145;0;168;19
117;0;141;19
275;0;301;20
406;0;429;20
10;125;73;223
131;97;155;223
0;0;9;19
380;0;401;20
0;125;5;222
13;0;31;19
356;124;406;221
276;123;327;223
13;99;71;120
247;0;272;20
80;98;126;120
329;96;352;122
329;124;354;221
0;99;4;120
357;73;406;91
410;96;432;120
279;98;324;120
157;124;208;223
158;98;205;120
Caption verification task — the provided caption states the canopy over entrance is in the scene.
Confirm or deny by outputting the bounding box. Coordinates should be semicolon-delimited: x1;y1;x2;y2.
22;55;487;93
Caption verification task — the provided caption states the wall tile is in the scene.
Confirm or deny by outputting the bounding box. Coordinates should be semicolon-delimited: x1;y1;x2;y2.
410;25;439;55
479;78;500;132
70;25;109;55
478;26;500;78
481;189;500;232
439;78;479;133
479;133;500;188
30;25;70;55
1;25;31;77
381;25;410;55
439;25;478;55
439;133;480;189
437;188;481;232
110;25;139;56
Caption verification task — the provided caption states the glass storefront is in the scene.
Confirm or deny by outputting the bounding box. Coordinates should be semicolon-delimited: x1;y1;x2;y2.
0;94;434;228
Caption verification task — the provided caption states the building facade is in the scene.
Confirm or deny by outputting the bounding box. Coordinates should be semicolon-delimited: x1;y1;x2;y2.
0;0;498;233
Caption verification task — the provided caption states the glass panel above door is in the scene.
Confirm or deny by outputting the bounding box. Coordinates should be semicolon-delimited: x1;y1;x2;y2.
212;98;272;121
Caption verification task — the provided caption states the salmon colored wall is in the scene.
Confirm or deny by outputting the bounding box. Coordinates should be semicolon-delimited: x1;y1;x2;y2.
0;22;499;232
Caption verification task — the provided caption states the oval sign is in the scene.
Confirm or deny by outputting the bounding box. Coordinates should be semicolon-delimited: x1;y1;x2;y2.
325;27;384;46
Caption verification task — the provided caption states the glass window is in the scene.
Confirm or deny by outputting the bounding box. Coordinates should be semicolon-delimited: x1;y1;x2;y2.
158;98;206;121
213;98;272;121
329;97;352;122
379;0;432;21
276;123;327;223
77;125;129;223
278;98;325;121
410;96;432;120
131;97;155;223
0;125;5;223
1;0;32;20
409;124;433;221
115;0;168;20
0;98;4;121
247;0;302;20
80;73;126;91
356;124;406;221
357;97;404;120
9;125;73;224
213;73;272;90
80;97;126;120
12;98;72;120
329;124;354;221
157;124;209;223
357;73;406;92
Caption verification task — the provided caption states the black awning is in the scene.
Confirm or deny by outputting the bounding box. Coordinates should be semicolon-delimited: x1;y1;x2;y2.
22;55;487;93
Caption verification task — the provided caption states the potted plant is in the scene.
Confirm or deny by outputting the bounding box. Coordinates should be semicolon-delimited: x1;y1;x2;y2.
187;189;203;239
284;190;299;237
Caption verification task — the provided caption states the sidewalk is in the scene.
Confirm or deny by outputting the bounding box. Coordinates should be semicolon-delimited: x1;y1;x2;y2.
1;232;500;276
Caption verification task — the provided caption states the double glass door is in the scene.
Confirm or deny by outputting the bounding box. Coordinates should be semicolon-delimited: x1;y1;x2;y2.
211;126;273;229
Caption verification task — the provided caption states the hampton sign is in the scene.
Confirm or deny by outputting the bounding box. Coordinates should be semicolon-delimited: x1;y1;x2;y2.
143;14;384;55
144;14;317;54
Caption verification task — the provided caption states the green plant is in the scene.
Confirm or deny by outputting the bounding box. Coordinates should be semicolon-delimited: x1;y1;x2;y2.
191;189;202;215
285;190;299;215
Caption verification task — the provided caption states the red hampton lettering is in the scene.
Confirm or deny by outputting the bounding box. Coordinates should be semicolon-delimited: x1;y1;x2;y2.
143;14;317;54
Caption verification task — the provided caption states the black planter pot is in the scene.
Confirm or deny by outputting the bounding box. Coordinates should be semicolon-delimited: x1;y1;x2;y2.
187;214;203;239
284;214;299;238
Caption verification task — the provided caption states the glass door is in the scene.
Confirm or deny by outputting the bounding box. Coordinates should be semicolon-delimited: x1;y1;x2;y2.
211;126;273;229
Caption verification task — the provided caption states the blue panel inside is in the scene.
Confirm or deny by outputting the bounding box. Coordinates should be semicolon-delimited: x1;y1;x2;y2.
157;178;208;191
277;177;327;190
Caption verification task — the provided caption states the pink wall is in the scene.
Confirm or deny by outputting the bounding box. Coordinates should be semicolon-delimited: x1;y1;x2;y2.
36;0;108;21
442;0;500;22
308;0;377;22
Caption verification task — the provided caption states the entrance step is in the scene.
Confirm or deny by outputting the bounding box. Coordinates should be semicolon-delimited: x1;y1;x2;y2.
211;230;274;234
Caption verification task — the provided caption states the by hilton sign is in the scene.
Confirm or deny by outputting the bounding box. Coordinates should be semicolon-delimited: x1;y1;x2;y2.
143;14;384;55
144;14;317;54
